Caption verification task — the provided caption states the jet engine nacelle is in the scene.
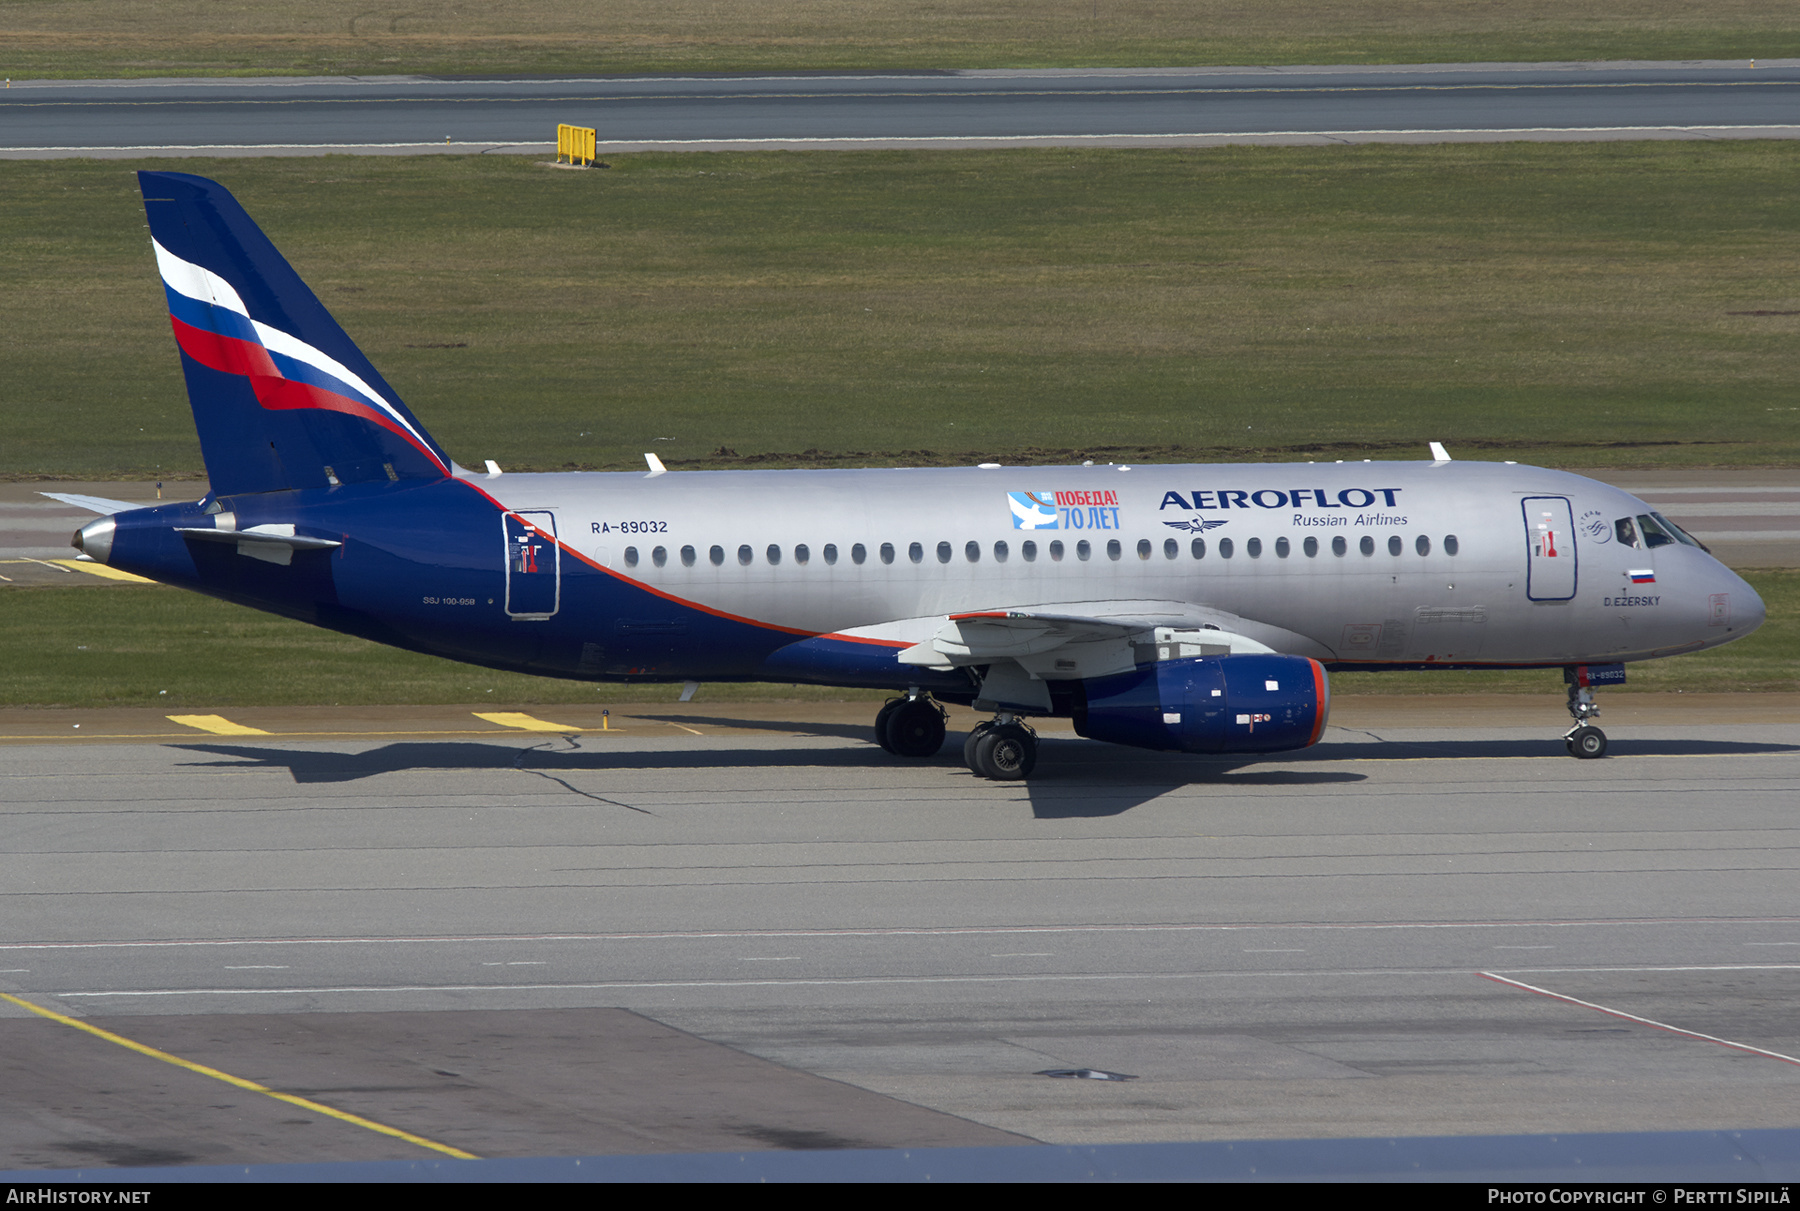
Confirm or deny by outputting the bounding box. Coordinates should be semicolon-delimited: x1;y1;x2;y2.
1072;654;1330;754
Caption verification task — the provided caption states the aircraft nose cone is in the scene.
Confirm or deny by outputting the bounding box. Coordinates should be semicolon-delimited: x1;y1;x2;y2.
1735;575;1767;635
73;516;116;564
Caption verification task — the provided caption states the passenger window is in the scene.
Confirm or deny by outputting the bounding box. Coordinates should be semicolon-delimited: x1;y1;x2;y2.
680;545;696;567
852;543;867;565
1614;518;1639;548
1332;536;1347;556
1021;540;1037;562
994;540;1008;563
1106;539;1121;560
1275;537;1290;558
1360;536;1375;556
823;543;838;565
1219;537;1234;559
1387;535;1402;556
1164;538;1179;559
1304;536;1318;557
1444;535;1459;556
1137;538;1152;560
709;544;724;566
624;546;639;567
1050;540;1065;562
880;542;895;565
766;544;782;565
737;544;753;566
1077;540;1092;561
1636;514;1675;549
966;541;981;563
936;541;952;564
1415;535;1430;556
794;544;809;565
651;545;667;567
1246;537;1262;558
908;542;924;564
1191;538;1206;559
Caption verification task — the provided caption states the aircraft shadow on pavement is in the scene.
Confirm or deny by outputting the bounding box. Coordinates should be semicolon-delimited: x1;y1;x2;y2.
631;712;877;743
165;731;1792;819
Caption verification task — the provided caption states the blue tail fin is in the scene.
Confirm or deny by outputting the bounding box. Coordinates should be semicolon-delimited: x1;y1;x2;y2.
138;171;453;495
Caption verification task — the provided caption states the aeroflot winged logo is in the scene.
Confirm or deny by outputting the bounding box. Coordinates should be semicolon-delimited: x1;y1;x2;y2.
151;239;448;474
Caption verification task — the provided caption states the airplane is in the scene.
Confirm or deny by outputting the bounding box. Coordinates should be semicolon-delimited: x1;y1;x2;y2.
58;171;1765;780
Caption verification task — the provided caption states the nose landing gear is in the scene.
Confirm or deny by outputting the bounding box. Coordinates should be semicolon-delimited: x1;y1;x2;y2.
1562;665;1623;759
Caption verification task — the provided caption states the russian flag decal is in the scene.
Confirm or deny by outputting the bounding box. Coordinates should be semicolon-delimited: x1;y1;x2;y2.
1629;569;1656;584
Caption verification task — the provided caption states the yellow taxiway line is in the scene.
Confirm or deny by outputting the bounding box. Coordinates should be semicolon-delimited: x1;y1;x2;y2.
0;992;478;1159
48;558;156;583
166;714;272;735
472;711;587;732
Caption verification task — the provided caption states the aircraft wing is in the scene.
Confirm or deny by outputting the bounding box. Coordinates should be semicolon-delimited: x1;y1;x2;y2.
40;492;144;515
873;598;1330;684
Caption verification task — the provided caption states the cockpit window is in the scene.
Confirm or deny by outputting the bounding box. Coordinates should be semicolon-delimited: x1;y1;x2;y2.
1651;511;1706;550
1614;517;1639;548
1636;514;1676;549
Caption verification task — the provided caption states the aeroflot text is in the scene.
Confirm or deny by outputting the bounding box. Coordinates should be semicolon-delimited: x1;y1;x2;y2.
1159;488;1404;511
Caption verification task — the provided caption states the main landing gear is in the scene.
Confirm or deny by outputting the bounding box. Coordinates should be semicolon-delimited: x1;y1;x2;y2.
1564;680;1608;760
875;693;947;758
872;695;1039;780
964;714;1037;781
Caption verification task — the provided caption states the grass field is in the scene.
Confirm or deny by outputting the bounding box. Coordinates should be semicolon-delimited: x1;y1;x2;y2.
3;1;1796;79
4;145;1798;483
4;570;1795;708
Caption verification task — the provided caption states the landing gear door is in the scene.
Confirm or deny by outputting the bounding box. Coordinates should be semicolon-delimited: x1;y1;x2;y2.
503;510;560;619
1522;496;1577;602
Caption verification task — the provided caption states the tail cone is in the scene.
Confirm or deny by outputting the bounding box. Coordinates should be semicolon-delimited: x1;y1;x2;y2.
73;516;115;564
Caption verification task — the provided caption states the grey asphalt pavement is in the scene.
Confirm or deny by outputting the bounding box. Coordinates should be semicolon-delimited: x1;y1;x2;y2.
3;714;1797;1164
4;60;1798;156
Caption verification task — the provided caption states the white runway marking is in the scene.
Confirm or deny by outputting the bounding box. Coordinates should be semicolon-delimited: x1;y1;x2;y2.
1479;971;1800;1068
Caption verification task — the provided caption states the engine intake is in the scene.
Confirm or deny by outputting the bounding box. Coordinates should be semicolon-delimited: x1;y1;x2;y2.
1073;654;1329;754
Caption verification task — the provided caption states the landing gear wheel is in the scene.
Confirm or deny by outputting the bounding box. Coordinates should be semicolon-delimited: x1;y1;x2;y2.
1568;725;1608;759
873;698;904;753
885;696;947;758
963;721;996;769
972;723;1037;781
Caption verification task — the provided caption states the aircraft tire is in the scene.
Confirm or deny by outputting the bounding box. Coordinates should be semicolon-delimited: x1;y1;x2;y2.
1569;725;1608;759
886;697;946;758
974;724;1036;781
963;722;996;770
874;698;904;753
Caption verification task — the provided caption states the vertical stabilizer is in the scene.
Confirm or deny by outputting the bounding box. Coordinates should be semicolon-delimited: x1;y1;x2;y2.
138;171;452;495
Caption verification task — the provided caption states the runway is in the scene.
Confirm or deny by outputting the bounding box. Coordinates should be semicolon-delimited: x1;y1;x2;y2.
3;700;1798;1166
4;60;1799;157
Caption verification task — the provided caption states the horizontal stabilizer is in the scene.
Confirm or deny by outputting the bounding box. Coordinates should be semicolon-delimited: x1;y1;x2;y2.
174;523;342;566
40;492;142;515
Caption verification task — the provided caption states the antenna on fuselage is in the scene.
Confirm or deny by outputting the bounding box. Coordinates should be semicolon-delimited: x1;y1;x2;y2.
1429;442;1452;463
